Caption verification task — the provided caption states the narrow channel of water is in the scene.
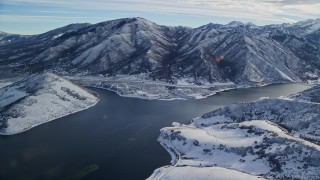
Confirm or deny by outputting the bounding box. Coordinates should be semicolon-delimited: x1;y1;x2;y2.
0;83;310;180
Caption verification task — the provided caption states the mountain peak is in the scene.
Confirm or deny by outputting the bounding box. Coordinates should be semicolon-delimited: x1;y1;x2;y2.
127;17;158;26
199;23;222;29
94;17;158;31
246;22;257;27
290;18;320;33
226;21;245;27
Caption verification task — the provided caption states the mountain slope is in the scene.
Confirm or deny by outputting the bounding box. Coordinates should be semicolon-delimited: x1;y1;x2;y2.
264;20;320;77
0;18;319;86
0;73;98;135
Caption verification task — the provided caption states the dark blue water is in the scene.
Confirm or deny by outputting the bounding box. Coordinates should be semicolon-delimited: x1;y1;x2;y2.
0;83;310;180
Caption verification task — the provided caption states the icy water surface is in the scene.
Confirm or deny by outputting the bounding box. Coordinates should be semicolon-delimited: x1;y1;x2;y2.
0;83;310;179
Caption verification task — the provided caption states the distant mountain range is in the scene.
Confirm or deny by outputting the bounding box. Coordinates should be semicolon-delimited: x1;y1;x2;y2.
0;17;319;86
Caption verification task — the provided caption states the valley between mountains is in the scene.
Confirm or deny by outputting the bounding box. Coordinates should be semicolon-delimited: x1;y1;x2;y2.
0;17;320;179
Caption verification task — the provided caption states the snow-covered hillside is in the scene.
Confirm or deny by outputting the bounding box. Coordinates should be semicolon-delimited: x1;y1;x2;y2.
289;85;320;103
0;73;98;135
197;85;320;144
149;85;320;179
0;18;319;97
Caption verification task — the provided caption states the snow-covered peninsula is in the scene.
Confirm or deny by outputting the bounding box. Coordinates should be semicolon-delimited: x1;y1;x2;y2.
149;84;320;179
0;73;98;135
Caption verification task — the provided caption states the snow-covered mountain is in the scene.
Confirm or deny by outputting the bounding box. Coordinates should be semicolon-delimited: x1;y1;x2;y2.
149;85;320;179
0;31;9;40
0;17;319;86
0;31;32;45
0;73;98;135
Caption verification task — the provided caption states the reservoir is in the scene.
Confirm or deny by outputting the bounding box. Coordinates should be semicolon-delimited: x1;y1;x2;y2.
0;83;310;180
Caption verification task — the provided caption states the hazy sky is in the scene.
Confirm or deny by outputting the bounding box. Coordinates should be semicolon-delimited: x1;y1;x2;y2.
1;0;320;34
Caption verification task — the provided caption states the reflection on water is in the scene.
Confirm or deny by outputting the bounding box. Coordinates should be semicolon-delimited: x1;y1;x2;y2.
0;83;310;179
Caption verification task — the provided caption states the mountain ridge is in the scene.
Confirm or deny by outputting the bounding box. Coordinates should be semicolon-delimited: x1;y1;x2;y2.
0;17;319;99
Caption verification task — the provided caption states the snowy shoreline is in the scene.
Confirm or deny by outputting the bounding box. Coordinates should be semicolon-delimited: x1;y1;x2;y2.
148;84;320;179
84;82;310;101
68;75;308;100
0;73;99;135
0;101;99;136
0;73;315;136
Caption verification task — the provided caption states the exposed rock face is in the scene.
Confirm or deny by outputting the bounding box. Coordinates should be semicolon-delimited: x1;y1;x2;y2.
0;18;319;85
0;73;98;135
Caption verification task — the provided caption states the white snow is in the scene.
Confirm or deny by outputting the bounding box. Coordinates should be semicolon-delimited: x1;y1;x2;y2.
148;166;264;180
150;86;320;179
67;75;236;100
52;33;63;39
0;82;13;89
293;18;320;34
150;118;320;179
0;73;99;135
